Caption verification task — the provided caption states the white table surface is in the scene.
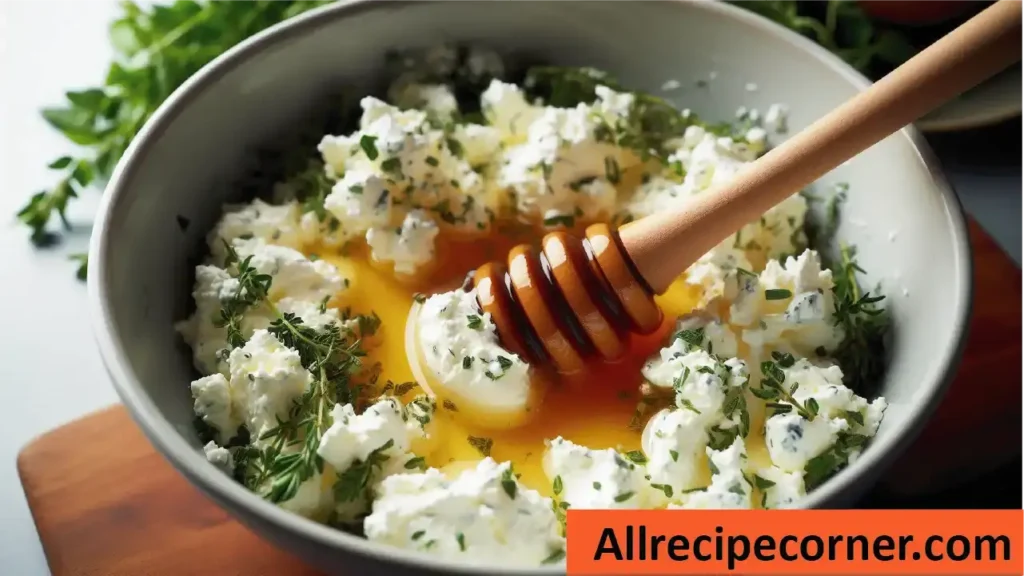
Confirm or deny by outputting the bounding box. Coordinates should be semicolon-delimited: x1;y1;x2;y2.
0;2;1019;575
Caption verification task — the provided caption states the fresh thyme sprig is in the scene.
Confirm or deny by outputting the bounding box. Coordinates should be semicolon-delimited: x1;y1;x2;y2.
216;241;273;348
751;351;820;421
244;311;369;504
800;184;889;397
18;1;331;272
828;244;888;397
334;439;394;504
213;242;380;504
522;65;703;163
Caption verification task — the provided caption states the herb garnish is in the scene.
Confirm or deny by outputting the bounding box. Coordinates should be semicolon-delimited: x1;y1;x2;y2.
215;245;376;505
359;135;379;160
829;244;889;397
764;288;793;301
542;548;566;565
17;0;329;267
500;467;517;500
624;450;648;465
467;435;493;457
752;352;819;421
752;474;777;491
803;431;869;490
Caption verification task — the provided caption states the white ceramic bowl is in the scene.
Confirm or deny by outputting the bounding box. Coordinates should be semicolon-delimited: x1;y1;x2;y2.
88;1;972;574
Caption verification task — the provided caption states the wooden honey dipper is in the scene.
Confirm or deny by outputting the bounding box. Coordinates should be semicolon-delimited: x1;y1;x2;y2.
470;0;1021;375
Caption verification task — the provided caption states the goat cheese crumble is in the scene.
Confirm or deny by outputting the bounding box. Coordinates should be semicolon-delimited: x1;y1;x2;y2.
364;458;565;567
416;288;533;420
543;437;653;509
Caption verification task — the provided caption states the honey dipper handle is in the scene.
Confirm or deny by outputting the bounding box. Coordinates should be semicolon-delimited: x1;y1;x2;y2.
619;0;1022;295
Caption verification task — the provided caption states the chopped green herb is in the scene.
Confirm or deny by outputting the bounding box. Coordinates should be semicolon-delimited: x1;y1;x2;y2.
753;474;776;491
501;467;517;499
542;548;566;565
613;491;634;503
604;156;621;184
650;483;673;498
467;435;493;457
381;157;403;177
624;450;648;465
359;134;379;160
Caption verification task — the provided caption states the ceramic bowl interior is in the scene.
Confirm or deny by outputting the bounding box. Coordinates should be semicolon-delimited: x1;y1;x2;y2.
89;1;972;574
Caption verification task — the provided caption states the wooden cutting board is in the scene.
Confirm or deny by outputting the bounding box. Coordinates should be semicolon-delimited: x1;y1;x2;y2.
17;219;1020;576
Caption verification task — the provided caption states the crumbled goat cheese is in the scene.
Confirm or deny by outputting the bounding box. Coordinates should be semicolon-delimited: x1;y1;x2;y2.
234;238;345;304
641;338;748;397
675;437;752;509
390;83;460;120
765;412;848;473
543;437;652;509
481;80;541;141
740;250;844;359
203;441;234;473
762;359;887;473
191;373;240;442
318;398;417;474
226;329;312;442
497;84;639;225
320;95;501;243
674;313;740;359
323;169;393;239
366;209;440;276
176;265;251;375
176;248;345;377
364;458;565;567
684;241;755;309
207;199;309;263
755;465;806;509
782;359;888;437
641;408;710;501
453;123;503;168
640;338;749;502
417;288;532;417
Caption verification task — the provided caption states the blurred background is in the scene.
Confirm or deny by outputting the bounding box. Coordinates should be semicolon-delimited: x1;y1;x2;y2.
0;2;1019;575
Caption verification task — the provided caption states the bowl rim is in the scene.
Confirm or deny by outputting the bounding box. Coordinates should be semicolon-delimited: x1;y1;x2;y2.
88;0;973;573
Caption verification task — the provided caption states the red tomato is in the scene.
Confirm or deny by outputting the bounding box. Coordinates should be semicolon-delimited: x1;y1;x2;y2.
857;1;976;26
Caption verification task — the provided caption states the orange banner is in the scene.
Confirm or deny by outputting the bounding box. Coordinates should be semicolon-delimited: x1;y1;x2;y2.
567;509;1023;574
